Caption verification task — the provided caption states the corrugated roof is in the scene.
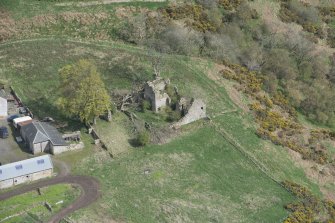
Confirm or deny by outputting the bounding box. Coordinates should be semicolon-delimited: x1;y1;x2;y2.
0;97;7;116
0;155;53;181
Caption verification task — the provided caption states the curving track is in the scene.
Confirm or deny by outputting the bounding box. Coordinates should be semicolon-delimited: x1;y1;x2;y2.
0;162;100;223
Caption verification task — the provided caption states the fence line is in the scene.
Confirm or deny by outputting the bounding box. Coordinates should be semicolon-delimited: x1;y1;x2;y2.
210;121;291;193
86;124;111;157
9;86;34;118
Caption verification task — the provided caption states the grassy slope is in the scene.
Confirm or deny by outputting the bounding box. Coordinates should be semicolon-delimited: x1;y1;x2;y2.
0;39;322;222
0;0;332;221
0;0;167;19
0;184;79;223
95;113;132;156
72;127;293;223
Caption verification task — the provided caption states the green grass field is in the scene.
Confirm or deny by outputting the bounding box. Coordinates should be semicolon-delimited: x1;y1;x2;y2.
1;0;335;221
70;127;295;222
0;38;323;222
0;184;80;223
0;0;167;19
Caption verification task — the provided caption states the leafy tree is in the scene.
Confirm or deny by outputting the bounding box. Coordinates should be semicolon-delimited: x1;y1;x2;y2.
57;59;111;124
262;48;298;80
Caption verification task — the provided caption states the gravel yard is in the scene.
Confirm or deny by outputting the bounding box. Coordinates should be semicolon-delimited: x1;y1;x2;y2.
0;119;30;165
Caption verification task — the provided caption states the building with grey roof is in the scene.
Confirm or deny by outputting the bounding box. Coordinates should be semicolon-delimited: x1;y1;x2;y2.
0;155;53;189
20;121;68;155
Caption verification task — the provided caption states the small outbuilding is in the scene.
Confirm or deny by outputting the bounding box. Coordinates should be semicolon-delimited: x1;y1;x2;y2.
20;121;68;155
0;97;7;119
0;155;53;189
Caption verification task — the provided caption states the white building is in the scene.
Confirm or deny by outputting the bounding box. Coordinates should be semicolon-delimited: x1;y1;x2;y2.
0;155;53;189
0;97;7;119
13;116;32;128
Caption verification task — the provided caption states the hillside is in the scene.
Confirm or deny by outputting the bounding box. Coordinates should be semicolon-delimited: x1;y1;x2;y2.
0;0;335;223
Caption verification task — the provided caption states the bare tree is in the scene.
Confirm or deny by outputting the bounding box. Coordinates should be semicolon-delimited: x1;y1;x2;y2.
145;44;165;78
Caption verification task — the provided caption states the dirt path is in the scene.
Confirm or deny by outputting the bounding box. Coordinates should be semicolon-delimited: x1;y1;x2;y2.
0;175;100;223
55;0;166;7
0;158;100;223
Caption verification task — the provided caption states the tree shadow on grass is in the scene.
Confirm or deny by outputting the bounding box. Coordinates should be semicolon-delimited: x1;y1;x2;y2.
24;97;85;132
128;138;140;147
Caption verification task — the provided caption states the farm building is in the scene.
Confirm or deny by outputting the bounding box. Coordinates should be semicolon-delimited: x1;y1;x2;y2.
0;155;53;189
21;121;68;155
0;97;7;119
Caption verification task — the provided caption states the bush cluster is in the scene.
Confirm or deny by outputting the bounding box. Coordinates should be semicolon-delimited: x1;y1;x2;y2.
327;28;335;48
162;4;217;32
279;1;335;48
221;64;263;94
318;6;335;23
164;106;182;122
279;0;325;39
222;63;330;164
272;92;297;117
310;129;335;142
282;181;335;223
218;0;244;11
318;6;335;47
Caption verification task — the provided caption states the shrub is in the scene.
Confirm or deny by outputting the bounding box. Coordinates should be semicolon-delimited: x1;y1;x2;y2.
281;180;335;223
327;27;335;48
164;106;181;122
141;100;151;112
235;2;259;21
162;4;217;32
165;84;179;105
218;0;244;11
282;181;313;198
256;94;273;108
137;130;150;146
318;6;335;24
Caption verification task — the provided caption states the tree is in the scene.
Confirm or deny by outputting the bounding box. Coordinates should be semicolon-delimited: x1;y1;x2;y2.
57;59;111;124
262;48;298;80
